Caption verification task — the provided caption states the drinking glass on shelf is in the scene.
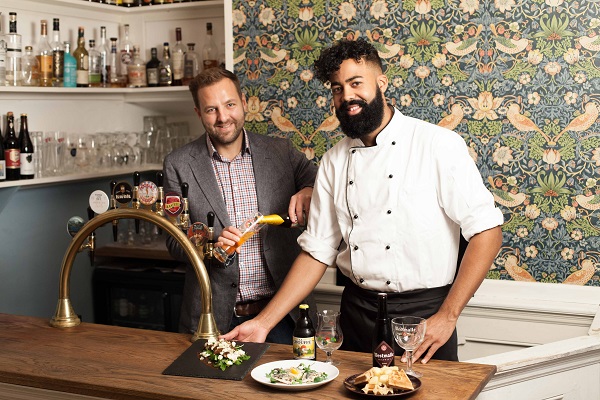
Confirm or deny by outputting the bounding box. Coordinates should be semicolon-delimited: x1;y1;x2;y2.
391;316;427;378
30;131;43;178
213;212;264;265
316;309;343;365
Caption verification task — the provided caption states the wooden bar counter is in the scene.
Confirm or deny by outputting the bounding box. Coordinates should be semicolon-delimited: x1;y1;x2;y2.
0;314;495;399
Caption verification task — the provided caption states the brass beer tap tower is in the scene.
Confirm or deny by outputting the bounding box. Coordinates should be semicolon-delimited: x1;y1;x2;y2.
50;173;220;342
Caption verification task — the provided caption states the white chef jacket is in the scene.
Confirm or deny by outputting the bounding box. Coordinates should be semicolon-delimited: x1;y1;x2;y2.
298;108;504;292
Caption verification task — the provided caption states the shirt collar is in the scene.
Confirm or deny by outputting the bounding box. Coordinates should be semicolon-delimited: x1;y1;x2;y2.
206;128;251;161
347;105;401;147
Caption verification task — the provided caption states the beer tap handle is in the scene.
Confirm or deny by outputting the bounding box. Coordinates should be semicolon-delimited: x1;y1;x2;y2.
155;171;164;234
87;206;96;267
110;180;118;242
181;182;189;230
206;211;215;260
133;171;141;233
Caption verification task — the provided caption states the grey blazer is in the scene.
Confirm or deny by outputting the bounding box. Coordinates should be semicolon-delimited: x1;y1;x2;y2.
163;131;318;334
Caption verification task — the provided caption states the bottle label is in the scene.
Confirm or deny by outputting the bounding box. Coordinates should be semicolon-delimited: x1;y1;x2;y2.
172;53;184;80
76;70;89;85
38;54;53;81
5;149;20;169
147;68;159;85
128;66;147;87
293;336;316;360
373;341;395;367
52;50;65;79
203;59;219;70
20;152;34;176
184;59;194;79
0;160;6;180
120;51;132;76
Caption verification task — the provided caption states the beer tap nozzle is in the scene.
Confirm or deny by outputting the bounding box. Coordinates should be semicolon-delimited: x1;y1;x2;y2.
180;182;190;230
133;171;141;233
86;206;96;267
110;180;118;242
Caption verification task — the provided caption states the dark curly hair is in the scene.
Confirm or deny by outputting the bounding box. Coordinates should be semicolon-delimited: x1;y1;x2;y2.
314;38;383;83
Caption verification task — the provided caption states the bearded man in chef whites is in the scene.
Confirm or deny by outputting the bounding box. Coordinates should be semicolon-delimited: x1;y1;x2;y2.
221;38;504;363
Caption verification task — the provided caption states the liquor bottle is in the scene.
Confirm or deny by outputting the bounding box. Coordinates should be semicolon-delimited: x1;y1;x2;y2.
19;114;34;180
4;112;20;181
183;43;199;86
73;27;89;88
5;12;22;86
171;27;185;86
158;42;173;86
36;20;53;87
88;39;102;87
0;121;5;181
21;46;40;87
0;13;7;86
63;41;77;88
119;24;133;85
146;47;160;87
107;37;124;87
50;18;64;87
293;304;316;360
202;22;218;70
372;293;395;367
260;214;306;228
127;45;147;88
98;26;110;87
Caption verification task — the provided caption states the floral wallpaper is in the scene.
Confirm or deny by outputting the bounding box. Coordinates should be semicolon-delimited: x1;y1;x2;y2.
232;0;600;287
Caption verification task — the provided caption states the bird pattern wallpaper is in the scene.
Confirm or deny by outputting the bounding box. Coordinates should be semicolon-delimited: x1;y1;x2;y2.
232;0;600;287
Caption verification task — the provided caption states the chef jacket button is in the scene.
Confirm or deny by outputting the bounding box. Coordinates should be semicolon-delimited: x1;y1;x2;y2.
352;149;356;154
353;214;358;219
349;180;354;185
386;280;391;285
387;210;392;214
359;278;365;283
354;245;359;250
388;174;393;178
386;245;390;250
231;283;237;288
392;141;396;145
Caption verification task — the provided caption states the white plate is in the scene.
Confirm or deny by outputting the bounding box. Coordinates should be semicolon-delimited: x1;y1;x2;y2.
250;359;339;391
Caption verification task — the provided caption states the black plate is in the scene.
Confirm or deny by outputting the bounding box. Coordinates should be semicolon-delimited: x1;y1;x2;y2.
343;373;422;397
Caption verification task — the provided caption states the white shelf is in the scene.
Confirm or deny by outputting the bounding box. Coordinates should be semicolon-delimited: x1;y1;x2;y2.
0;164;163;189
8;0;224;13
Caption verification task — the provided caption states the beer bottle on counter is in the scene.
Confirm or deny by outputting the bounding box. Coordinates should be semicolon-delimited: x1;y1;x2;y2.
372;293;395;367
293;304;316;360
4;112;20;181
19;114;34;179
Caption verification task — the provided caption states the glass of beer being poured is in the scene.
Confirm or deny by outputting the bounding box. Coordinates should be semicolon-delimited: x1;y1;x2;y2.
213;212;264;265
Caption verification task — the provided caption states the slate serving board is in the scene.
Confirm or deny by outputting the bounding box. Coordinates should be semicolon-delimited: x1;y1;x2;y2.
162;339;270;381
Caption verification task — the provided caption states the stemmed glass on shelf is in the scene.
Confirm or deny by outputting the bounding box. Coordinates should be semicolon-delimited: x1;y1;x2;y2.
391;316;426;378
315;309;343;365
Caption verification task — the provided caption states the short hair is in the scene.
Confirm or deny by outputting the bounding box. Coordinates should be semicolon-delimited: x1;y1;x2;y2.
313;38;383;83
188;67;243;109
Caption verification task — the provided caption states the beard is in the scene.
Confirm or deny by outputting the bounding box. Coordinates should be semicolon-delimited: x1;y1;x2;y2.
204;117;245;147
335;86;385;139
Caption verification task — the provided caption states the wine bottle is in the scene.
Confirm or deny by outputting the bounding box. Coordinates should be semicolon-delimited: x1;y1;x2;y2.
171;27;185;86
19;114;34;180
372;293;395;367
292;304;316;360
202;22;218;70
72;27;89;88
4;112;20;181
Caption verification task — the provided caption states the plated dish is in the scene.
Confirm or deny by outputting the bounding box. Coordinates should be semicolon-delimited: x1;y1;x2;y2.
250;360;339;391
344;373;422;397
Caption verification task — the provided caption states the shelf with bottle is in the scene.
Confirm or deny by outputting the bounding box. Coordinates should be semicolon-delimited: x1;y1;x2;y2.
0;163;163;189
24;0;224;13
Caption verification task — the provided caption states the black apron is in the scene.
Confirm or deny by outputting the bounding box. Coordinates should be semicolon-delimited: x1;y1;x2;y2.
339;282;458;361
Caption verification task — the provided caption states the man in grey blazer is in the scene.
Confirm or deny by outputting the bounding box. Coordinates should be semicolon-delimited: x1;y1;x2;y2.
163;68;318;343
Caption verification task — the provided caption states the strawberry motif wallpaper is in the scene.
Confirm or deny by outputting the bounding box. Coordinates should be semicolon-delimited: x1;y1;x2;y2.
232;0;600;286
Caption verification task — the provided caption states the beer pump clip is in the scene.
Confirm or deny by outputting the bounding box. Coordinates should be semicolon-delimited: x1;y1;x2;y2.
135;172;160;233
